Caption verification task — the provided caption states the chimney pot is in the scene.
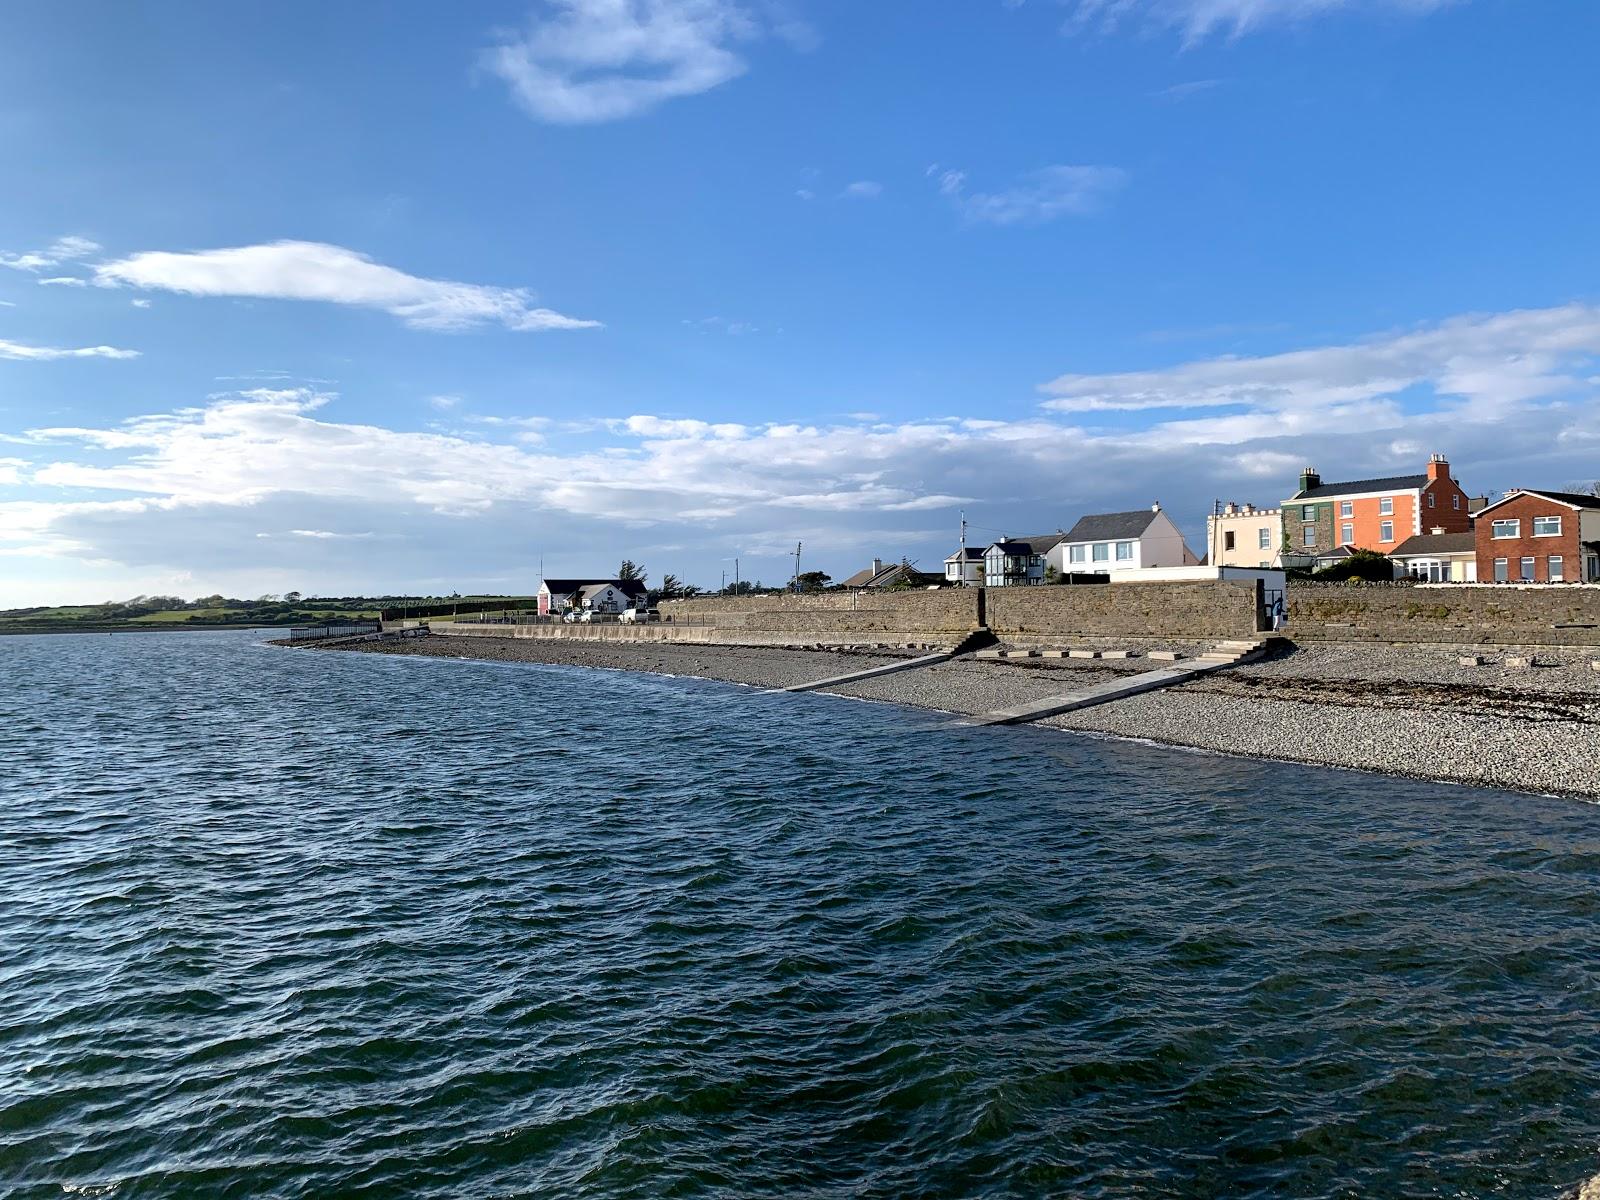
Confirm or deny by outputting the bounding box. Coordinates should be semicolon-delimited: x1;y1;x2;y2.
872;557;883;574
1151;501;1161;512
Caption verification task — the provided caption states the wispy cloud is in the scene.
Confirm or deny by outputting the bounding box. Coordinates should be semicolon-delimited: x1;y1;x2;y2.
1150;78;1223;100
1065;0;1460;41
0;235;100;274
93;240;600;333
840;180;883;199
0;338;140;362
930;164;1129;225
484;0;792;124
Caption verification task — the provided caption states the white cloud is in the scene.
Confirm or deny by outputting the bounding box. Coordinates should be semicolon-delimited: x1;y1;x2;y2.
93;240;600;333
931;164;1129;225
0;338;140;362
1065;0;1458;41
1041;304;1600;425
484;0;761;124
0;457;26;486
130;298;152;309
428;394;463;410
39;276;89;288
841;180;883;199
0;235;100;274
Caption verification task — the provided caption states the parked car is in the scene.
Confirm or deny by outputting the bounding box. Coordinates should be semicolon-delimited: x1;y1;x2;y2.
618;608;659;623
578;609;597;623
561;610;581;623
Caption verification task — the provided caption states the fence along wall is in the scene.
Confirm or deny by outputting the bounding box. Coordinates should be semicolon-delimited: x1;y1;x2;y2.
1289;583;1600;646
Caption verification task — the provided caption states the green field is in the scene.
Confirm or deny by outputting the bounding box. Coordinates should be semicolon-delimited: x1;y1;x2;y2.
0;596;530;633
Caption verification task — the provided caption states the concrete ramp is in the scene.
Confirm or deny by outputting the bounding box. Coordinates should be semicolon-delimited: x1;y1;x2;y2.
778;650;957;694
963;639;1268;726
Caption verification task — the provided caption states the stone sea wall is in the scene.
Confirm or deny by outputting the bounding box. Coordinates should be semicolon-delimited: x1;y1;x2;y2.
986;581;1262;641
1288;582;1600;646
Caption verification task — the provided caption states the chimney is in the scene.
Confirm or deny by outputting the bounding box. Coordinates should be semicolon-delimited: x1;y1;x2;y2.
1299;466;1321;493
871;557;883;574
1151;501;1161;512
1427;453;1449;482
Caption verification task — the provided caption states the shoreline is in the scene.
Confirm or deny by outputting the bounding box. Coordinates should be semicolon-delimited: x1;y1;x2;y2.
292;635;1600;802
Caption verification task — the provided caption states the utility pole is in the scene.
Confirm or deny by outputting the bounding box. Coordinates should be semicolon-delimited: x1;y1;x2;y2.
721;569;727;595
958;509;967;586
792;542;803;592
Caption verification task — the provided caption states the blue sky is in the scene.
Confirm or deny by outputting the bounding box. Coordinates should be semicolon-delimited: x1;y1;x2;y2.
3;0;1598;603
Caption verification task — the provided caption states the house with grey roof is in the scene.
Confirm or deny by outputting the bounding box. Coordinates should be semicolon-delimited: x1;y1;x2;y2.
537;577;649;616
1047;504;1199;576
981;533;1069;586
838;557;940;589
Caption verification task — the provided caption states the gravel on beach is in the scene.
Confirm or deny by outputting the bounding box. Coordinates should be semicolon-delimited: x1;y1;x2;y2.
306;634;1600;801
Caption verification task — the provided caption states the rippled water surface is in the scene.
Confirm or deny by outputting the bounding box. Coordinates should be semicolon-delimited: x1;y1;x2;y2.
5;630;1600;1198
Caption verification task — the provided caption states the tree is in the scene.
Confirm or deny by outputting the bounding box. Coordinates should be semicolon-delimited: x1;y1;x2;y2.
795;570;831;592
1312;549;1394;583
1564;480;1600;497
283;591;303;604
617;560;647;584
1043;564;1061;585
658;573;682;598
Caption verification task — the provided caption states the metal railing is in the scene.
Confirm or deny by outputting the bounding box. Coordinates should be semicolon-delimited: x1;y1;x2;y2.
288;620;381;640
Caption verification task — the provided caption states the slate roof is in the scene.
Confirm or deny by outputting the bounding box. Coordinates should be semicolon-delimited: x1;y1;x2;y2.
944;547;986;562
541;578;648;599
839;562;938;588
1390;531;1477;557
1287;474;1427;501
987;533;1069;555
1060;511;1160;543
1477;488;1600;515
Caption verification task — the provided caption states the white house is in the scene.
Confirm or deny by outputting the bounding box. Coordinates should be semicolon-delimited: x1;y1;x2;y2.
537;578;649;616
943;547;985;586
1046;505;1199;576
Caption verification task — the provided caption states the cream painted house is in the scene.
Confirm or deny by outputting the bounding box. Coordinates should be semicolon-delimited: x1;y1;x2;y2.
1206;503;1282;568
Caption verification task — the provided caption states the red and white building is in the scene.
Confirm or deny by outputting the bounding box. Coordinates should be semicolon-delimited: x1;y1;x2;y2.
1474;490;1600;584
1282;453;1473;564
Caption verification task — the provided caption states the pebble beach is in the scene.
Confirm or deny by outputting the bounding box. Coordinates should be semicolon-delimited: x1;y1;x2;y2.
312;634;1600;802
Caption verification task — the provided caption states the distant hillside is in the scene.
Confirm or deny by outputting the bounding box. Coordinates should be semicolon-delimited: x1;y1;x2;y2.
0;594;535;634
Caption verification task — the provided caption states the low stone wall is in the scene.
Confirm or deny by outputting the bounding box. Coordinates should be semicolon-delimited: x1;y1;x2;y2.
431;623;950;649
1288;582;1600;646
659;589;981;637
987;581;1263;641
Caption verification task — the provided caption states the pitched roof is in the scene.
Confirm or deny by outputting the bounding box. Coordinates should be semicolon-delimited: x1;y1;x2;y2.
1390;531;1476;557
944;547;985;562
1287;473;1428;501
987;533;1068;555
1061;511;1160;542
541;578;648;598
1475;488;1600;517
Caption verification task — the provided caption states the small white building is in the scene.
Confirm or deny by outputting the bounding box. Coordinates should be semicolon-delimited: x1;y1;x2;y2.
537;578;649;616
943;547;985;586
1047;505;1199;576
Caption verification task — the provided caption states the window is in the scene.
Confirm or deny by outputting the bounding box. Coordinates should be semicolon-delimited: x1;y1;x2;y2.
1427;493;1436;508
1589;554;1600;583
1494;558;1508;582
1549;556;1564;583
1520;557;1536;582
1224;531;1236;552
1069;545;1085;564
1302;505;1316;521
1115;541;1134;561
1258;527;1272;550
1092;543;1109;562
1303;524;1317;547
1533;516;1562;536
1340;523;1354;545
1379;497;1394;515
1380;521;1394;542
1340;500;1353;518
1491;519;1520;539
1452;495;1460;510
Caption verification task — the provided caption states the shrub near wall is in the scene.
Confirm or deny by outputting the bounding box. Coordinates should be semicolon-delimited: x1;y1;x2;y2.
987;581;1262;640
1288;583;1600;645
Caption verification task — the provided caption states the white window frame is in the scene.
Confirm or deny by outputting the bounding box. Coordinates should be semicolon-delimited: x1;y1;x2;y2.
1302;524;1317;547
1549;556;1564;583
1302;505;1316;521
1339;500;1353;518
1068;545;1086;564
1452;495;1460;510
1091;543;1109;562
1532;516;1562;537
1494;558;1508;583
1257;527;1271;550
1519;557;1536;582
1491;519;1520;539
1427;493;1436;508
1115;541;1134;561
1379;497;1394;515
1379;520;1394;543
1340;522;1354;545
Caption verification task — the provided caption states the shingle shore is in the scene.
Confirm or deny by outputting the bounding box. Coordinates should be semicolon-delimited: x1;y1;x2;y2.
307;636;1600;801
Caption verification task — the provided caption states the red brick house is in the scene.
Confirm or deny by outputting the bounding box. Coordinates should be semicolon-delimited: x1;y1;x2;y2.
1474;490;1600;583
